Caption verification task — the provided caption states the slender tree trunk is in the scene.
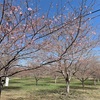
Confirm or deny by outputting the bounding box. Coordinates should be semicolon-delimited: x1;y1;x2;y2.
34;77;39;86
97;78;99;83
65;76;70;93
93;78;96;85
34;76;39;86
0;77;3;97
36;79;38;85
54;76;58;84
66;81;70;93
81;79;85;88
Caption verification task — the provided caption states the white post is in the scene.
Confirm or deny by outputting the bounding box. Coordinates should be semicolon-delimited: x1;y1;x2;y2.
5;77;9;87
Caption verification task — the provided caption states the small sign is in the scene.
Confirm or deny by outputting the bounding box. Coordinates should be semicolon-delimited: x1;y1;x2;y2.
5;77;9;87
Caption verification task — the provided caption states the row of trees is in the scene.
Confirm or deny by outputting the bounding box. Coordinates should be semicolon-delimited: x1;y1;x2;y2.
29;56;100;92
0;0;100;95
14;56;100;93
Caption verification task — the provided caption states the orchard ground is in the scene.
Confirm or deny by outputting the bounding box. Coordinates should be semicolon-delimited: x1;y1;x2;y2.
1;77;100;100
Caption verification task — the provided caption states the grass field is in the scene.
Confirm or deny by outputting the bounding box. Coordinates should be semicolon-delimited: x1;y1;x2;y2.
1;77;100;100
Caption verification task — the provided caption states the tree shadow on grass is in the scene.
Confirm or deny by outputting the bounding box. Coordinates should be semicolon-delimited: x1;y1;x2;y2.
10;81;23;84
70;85;98;90
72;81;99;86
24;83;50;86
35;85;66;95
8;97;25;100
46;79;65;84
36;89;60;95
3;86;22;91
35;83;99;96
73;80;100;86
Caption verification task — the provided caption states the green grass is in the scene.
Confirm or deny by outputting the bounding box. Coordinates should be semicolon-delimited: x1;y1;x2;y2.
1;77;100;100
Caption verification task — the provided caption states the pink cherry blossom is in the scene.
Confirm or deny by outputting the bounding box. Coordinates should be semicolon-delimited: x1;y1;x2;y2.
92;31;96;35
19;12;23;15
28;7;32;11
11;6;16;11
10;11;13;14
42;15;45;19
11;36;15;39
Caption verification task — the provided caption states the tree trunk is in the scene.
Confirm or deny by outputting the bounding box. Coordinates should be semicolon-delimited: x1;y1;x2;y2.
66;81;70;93
0;77;3;97
93;78;96;85
36;79;38;85
34;76;39;86
65;76;70;93
82;79;85;88
97;78;99;83
35;78;39;86
54;76;58;84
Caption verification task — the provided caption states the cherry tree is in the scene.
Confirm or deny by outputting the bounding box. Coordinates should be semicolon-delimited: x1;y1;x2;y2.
46;1;99;92
90;58;100;85
74;56;98;88
0;0;100;96
0;0;66;95
48;65;61;84
29;65;49;85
